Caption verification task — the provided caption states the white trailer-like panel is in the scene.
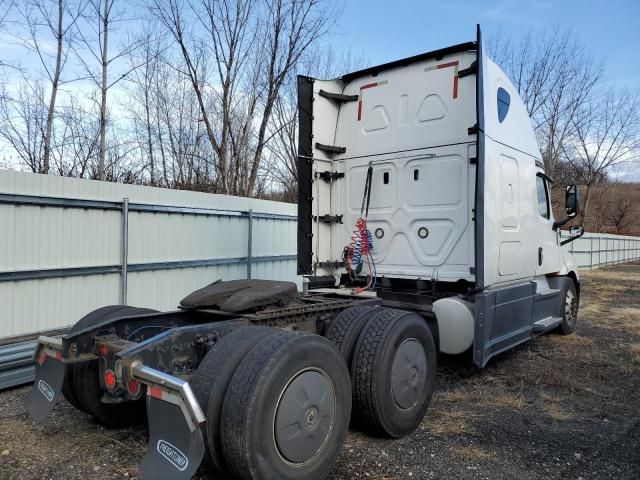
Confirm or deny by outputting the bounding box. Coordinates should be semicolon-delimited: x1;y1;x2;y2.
303;48;478;283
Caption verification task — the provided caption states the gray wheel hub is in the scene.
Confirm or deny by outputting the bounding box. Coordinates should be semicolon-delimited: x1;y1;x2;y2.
275;369;335;464
391;338;427;410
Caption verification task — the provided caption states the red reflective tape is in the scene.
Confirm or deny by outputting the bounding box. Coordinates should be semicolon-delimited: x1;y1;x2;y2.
453;75;459;99
149;386;163;400
360;82;378;90
437;61;459;69
357;100;363;121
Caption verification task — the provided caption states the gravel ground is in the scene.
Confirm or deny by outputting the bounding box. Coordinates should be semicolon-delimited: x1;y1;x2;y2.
1;262;639;480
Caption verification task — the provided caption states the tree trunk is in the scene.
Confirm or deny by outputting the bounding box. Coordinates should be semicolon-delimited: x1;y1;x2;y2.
144;86;154;184
580;183;592;226
43;0;65;174
98;0;109;180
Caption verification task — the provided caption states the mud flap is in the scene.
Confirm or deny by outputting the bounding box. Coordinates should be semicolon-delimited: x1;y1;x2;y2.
25;350;65;422
139;394;205;480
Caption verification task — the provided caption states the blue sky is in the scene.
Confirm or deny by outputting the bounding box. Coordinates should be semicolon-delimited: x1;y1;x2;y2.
327;0;640;90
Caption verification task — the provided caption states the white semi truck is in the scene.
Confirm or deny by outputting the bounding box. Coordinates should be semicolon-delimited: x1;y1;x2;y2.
297;25;584;368
26;26;583;480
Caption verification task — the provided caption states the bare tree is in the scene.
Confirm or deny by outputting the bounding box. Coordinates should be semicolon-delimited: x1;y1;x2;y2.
588;183;609;233
151;0;340;196
610;196;633;235
490;29;603;177
123;30;165;184
563;90;640;223
0;80;48;172
14;0;85;173
74;0;145;180
53;94;100;176
263;45;367;200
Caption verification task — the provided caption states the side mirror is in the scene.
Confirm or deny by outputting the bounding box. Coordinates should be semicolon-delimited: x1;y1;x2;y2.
569;225;584;236
565;185;579;217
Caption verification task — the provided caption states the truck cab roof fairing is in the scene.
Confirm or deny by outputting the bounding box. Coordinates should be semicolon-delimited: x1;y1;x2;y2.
340;42;477;83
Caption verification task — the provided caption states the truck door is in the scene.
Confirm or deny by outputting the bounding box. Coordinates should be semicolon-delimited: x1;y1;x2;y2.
534;172;560;275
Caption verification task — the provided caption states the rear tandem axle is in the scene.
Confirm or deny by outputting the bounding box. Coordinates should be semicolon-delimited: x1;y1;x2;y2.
26;280;436;480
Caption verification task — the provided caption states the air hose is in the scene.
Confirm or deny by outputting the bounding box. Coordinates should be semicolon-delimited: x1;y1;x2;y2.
343;163;377;292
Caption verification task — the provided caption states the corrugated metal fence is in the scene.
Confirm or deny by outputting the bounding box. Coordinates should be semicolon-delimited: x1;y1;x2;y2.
561;231;640;269
0;170;297;341
0;171;297;388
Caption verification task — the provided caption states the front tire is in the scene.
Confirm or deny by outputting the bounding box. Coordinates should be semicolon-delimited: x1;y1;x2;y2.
221;332;351;480
560;280;578;335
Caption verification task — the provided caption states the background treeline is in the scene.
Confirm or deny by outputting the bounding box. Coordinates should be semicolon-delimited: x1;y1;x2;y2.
0;1;638;232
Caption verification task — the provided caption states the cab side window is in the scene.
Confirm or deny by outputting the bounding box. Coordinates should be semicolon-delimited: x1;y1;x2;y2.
497;87;510;123
536;175;549;219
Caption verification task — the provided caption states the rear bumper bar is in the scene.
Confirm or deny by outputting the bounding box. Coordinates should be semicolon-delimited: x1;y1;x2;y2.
129;361;205;431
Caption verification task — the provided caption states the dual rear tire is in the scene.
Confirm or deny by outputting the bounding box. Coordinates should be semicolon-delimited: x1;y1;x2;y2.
327;306;436;438
191;327;352;480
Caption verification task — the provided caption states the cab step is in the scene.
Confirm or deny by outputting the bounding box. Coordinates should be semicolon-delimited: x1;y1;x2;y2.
532;316;562;333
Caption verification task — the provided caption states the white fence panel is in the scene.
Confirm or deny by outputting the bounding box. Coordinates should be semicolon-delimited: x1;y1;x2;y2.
562;231;640;269
0;170;297;340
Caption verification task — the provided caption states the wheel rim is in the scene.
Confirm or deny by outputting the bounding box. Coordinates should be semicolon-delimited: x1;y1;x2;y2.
274;368;335;465
565;289;577;327
391;338;428;410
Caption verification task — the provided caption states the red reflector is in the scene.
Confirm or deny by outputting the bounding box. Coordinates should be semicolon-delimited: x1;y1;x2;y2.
104;369;117;390
99;346;109;357
149;386;163;400
127;380;141;395
38;352;46;366
55;351;63;361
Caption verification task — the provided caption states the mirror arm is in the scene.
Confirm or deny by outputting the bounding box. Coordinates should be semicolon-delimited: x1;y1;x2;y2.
552;215;574;231
560;227;585;246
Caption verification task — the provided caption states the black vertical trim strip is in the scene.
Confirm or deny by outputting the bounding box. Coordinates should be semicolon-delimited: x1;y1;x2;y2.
297;75;314;275
475;24;486;290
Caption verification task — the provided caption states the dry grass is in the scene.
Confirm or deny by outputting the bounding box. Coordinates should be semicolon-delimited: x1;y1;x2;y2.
481;389;526;409
539;392;574;421
544;334;594;347
439;379;526;411
439;389;473;403
614;308;640;334
426;410;475;436
630;344;640;364
573;268;640;335
542;402;574;421
582;305;640;333
455;446;494;461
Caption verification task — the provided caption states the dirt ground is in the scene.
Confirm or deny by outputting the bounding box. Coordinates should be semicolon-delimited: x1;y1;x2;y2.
1;262;639;480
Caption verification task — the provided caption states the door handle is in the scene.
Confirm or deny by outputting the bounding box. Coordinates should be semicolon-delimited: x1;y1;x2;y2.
538;247;543;266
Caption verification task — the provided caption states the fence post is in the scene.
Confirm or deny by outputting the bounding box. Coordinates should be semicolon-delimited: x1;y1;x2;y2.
246;209;253;279
121;198;129;305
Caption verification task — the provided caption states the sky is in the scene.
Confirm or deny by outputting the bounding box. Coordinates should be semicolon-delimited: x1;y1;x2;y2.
1;0;639;179
327;0;640;90
324;0;640;180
